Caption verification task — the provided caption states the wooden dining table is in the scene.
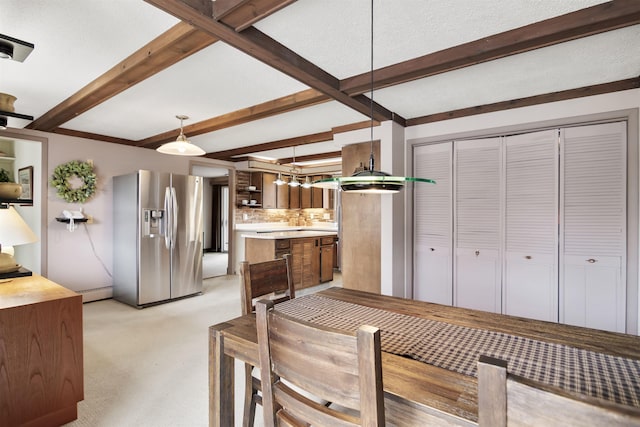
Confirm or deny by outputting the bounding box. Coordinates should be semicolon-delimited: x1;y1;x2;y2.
208;287;640;426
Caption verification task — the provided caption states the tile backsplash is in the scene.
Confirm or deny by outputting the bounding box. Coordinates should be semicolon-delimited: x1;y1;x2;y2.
235;207;334;226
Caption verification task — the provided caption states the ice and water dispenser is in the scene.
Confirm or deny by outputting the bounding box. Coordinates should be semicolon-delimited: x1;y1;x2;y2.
143;209;165;237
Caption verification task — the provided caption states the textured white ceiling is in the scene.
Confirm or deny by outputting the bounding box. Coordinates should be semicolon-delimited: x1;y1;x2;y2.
0;0;635;161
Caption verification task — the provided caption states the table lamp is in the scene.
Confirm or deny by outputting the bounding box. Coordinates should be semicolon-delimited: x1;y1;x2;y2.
0;204;37;278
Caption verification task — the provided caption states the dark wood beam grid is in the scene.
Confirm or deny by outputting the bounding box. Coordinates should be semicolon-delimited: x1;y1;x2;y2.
341;0;640;95
144;0;404;125
27;22;218;132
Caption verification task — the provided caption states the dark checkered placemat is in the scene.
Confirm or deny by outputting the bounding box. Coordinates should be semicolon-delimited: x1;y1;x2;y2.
276;294;640;407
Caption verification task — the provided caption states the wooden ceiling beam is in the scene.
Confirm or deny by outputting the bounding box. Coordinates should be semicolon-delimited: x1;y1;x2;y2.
213;0;297;31
52;128;138;146
27;22;217;132
340;0;640;95
144;0;403;124
138;88;329;148
407;76;640;126
205;130;332;161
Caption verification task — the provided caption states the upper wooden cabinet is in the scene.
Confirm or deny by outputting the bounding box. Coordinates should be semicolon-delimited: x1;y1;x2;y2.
261;172;277;209
276;179;289;209
289;185;300;209
236;171;335;210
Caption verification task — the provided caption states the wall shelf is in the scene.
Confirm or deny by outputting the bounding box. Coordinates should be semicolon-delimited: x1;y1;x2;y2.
55;217;88;224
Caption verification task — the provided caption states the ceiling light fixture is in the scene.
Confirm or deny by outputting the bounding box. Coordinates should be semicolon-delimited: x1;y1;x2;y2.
0;42;12;60
287;146;300;187
156;115;205;156
313;0;434;193
0;33;34;62
301;176;312;189
274;172;287;186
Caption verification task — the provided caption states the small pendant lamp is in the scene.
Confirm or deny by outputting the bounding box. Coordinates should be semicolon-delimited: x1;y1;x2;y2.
156;115;206;156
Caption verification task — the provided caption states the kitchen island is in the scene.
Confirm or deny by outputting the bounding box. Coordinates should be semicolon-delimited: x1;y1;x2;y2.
243;229;338;289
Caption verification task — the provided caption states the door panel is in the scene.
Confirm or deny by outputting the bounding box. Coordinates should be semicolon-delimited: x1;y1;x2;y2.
413;142;452;304
171;174;203;298
503;130;558;322
454;138;501;312
138;170;171;305
456;248;500;312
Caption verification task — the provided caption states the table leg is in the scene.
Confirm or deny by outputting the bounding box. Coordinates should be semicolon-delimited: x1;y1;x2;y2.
209;324;234;427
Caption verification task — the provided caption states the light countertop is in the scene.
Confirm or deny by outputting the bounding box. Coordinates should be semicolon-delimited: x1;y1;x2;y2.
235;222;338;233
242;230;338;240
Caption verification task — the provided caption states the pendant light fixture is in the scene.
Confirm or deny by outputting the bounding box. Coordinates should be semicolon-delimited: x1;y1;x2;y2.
287;146;300;187
313;0;434;193
156;115;206;156
274;172;287;185
301;176;312;189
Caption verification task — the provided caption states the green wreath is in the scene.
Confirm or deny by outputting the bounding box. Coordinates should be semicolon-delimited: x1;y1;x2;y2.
51;160;97;203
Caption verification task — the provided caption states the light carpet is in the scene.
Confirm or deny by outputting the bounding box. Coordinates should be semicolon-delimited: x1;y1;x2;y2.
65;273;341;427
65;275;246;427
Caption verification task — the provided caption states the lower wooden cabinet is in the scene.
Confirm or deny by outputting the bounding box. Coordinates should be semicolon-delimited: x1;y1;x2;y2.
291;238;319;288
245;235;337;289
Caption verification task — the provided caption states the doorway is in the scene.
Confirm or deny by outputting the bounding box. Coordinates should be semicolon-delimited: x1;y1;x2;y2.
191;164;233;278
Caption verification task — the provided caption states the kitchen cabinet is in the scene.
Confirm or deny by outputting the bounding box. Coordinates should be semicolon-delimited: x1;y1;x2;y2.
261;172;277;209
300;184;311;208
320;236;336;282
0;275;84;427
291;238;319;288
312;175;323;208
236;171;262;207
244;232;337;289
276;178;289;209
289;185;300;209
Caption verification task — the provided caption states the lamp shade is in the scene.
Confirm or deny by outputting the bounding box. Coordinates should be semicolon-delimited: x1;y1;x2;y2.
0;205;37;247
156;134;205;156
156;115;205;156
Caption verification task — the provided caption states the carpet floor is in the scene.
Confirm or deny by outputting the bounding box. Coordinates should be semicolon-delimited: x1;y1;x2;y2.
65;273;341;427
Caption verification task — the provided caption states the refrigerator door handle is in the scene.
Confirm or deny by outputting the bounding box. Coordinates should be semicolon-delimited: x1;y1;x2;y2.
171;186;178;247
164;186;172;249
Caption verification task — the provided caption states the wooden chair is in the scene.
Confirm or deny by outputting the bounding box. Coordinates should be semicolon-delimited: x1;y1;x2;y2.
240;254;295;427
256;299;385;427
477;355;640;427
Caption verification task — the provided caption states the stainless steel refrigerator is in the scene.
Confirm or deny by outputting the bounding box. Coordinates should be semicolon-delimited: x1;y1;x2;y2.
113;170;203;308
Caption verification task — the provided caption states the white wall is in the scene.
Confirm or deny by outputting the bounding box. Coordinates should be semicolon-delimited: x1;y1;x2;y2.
3;128;230;298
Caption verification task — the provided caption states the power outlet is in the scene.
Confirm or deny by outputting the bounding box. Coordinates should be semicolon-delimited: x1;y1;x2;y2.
323;213;331;220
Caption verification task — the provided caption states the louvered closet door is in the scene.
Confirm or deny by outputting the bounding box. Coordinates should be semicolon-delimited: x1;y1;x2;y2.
503;130;558;322
413;142;452;304
561;122;626;333
454;138;502;313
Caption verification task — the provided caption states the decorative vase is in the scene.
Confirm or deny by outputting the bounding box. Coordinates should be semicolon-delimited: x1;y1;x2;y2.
0;93;17;112
0;182;22;199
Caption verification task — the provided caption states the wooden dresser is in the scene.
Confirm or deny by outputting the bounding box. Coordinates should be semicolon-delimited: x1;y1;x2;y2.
0;274;83;427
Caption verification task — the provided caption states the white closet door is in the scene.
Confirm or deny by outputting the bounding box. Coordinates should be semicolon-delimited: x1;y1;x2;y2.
413;142;452;304
503;129;559;322
454;138;502;313
560;122;626;333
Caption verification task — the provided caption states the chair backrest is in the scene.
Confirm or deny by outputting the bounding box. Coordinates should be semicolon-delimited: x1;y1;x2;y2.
477;355;640;427
256;299;385;427
239;254;295;315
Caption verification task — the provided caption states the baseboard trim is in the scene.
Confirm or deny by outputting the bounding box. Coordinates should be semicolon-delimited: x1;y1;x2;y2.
78;286;113;303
